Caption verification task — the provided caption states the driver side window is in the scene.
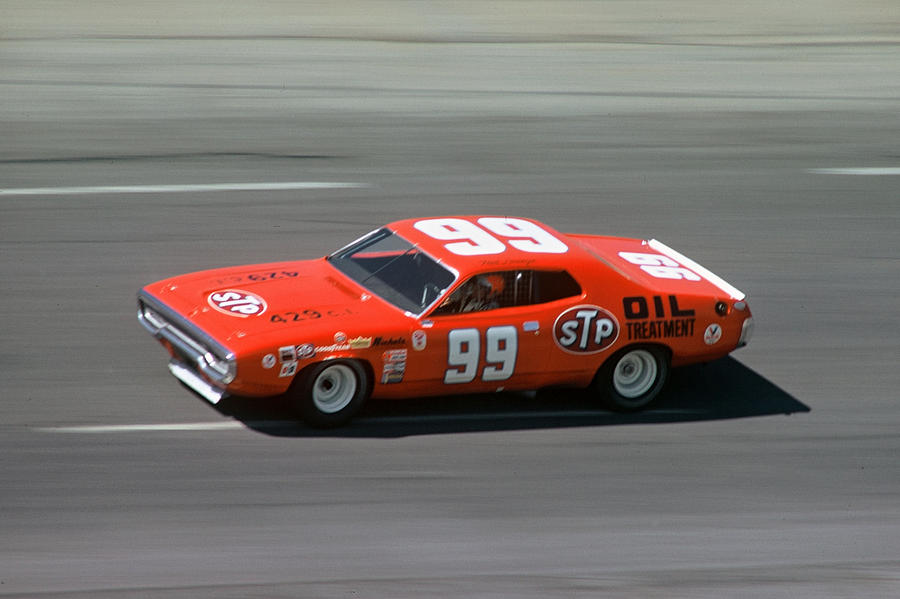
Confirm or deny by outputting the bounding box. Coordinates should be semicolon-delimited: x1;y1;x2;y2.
432;271;512;315
431;269;582;315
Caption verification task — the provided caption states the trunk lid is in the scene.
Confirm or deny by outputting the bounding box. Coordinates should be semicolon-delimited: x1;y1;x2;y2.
569;234;746;300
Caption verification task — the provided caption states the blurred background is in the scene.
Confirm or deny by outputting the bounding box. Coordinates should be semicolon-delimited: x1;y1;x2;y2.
2;2;899;597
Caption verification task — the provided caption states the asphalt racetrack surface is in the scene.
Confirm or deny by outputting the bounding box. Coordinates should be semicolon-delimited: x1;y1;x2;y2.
2;2;899;597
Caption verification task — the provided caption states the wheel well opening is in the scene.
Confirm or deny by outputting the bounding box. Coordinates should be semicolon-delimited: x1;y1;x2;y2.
290;358;375;395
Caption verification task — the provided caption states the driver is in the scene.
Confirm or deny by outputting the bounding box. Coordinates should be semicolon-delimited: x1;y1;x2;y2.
460;274;504;312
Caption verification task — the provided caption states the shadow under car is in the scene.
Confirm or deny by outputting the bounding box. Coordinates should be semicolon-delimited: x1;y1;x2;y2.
200;356;808;438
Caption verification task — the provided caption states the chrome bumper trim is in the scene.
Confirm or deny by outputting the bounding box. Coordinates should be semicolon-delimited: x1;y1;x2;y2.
737;316;754;348
137;291;236;388
168;360;226;404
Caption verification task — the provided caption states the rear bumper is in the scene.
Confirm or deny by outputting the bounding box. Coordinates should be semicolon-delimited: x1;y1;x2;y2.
137;291;236;402
737;316;754;348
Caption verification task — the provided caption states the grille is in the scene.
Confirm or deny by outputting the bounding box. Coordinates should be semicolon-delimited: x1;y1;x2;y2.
137;291;236;385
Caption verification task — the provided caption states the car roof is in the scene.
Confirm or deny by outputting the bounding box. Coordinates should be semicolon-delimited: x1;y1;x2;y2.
386;215;593;278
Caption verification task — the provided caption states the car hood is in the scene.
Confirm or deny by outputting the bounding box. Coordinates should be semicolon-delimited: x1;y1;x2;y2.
139;257;397;349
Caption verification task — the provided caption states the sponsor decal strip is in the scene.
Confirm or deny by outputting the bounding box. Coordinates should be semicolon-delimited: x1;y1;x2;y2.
627;318;695;340
0;182;368;196
316;343;351;353
381;349;408;384
279;362;298;377
648;239;745;301
622;295;696;340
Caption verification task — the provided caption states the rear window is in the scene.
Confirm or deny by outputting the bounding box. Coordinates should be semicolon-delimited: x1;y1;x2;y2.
532;270;582;303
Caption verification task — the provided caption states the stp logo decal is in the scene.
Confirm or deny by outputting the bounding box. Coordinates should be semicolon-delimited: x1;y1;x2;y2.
207;289;267;317
553;305;619;354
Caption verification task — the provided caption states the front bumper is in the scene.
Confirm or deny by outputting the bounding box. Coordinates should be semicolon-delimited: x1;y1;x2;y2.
167;361;227;404
137;291;236;404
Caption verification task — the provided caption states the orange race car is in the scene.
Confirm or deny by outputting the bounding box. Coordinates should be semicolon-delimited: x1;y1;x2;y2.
138;216;753;427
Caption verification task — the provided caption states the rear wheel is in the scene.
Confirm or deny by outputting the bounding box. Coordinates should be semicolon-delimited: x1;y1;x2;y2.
595;346;669;412
291;360;369;428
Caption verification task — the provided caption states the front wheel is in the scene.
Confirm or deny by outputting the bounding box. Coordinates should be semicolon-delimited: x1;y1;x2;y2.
291;360;369;428
595;346;669;412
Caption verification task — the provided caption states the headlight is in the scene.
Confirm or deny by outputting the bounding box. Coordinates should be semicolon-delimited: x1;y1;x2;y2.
138;303;167;332
222;360;237;385
200;351;237;385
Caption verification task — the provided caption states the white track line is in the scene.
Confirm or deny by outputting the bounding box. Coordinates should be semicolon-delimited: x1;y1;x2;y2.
35;422;247;433
809;168;900;176
35;410;707;433
0;182;368;196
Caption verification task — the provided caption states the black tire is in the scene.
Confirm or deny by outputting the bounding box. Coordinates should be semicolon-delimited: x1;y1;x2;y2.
291;360;369;428
595;345;669;412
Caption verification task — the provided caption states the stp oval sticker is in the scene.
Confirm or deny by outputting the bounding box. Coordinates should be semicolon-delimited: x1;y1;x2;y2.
207;289;267;318
553;305;619;354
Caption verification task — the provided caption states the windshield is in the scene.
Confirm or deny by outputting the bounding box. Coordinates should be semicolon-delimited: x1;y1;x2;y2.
327;228;456;314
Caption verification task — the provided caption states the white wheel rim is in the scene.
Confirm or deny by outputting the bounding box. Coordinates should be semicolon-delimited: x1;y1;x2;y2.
613;350;657;399
312;364;357;414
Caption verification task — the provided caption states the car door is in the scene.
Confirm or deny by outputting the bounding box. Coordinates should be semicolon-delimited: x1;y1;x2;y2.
402;305;555;393
402;269;583;392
